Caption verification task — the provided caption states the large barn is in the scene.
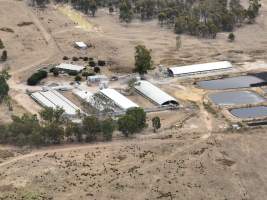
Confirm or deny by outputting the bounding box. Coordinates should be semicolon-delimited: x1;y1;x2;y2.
168;61;232;77
31;90;81;116
100;88;139;110
134;80;178;106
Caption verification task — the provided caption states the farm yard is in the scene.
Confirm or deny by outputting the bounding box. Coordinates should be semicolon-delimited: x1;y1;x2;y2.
0;0;267;199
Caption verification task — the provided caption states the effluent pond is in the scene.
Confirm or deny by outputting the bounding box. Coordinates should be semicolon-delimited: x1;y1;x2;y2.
230;106;267;119
209;91;265;106
197;75;265;90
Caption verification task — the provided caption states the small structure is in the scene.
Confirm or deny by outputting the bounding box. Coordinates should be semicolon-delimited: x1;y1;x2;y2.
100;88;139;110
87;75;108;84
75;42;87;49
168;61;232;77
56;63;85;73
31;90;81;116
134;80;178;106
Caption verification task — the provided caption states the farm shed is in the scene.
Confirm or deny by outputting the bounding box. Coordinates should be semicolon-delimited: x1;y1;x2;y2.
100;88;139;110
31;90;81;116
75;41;87;49
87;75;108;83
56;63;85;73
168;61;232;76
134;80;178;106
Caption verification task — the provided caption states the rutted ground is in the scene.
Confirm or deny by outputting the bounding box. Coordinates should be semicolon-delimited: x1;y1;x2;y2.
0;129;267;200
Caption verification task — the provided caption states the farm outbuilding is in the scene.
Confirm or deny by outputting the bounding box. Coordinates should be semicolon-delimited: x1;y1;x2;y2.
55;63;85;73
168;61;232;76
134;80;178;106
31;90;81;116
75;41;87;49
100;88;139;110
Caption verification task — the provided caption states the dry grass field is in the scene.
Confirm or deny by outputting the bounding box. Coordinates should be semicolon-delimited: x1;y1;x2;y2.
1;0;267;199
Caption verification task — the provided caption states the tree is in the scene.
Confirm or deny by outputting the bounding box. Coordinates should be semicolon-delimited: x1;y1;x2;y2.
75;75;82;82
119;0;133;23
82;116;101;142
39;107;65;125
1;50;7;61
0;70;10;103
101;118;115;141
0;39;4;49
228;32;235;42
53;68;59;77
65;121;81;142
89;0;97;17
127;77;138;94
152;116;161;132
118;114;137;137
126;107;147;131
134;45;153;75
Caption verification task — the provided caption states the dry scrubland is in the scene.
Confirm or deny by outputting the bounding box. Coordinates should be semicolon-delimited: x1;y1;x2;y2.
0;0;267;199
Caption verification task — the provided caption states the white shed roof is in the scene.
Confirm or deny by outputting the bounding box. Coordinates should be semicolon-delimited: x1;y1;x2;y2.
31;90;81;116
75;42;87;48
56;63;85;72
168;61;232;76
100;88;139;110
134;80;178;106
73;89;94;101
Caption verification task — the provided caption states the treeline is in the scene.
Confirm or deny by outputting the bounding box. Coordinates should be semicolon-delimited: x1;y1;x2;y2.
31;0;261;38
0;107;158;147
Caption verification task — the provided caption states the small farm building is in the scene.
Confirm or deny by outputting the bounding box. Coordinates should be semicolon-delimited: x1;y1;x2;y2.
168;61;232;76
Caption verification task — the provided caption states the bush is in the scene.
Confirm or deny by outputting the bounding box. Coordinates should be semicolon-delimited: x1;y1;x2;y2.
53;68;59;77
83;57;89;61
49;67;55;73
94;67;100;73
228;33;235;42
27;70;48;86
82;71;95;77
0;39;4;49
98;60;106;66
1;50;7;61
68;71;78;76
75;75;82;82
72;56;79;61
63;56;69;60
89;60;96;67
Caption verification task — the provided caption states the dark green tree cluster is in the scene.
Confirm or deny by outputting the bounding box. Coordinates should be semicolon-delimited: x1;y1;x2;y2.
27;70;48;86
118;107;146;137
0;107;147;147
134;45;153;75
0;70;10;103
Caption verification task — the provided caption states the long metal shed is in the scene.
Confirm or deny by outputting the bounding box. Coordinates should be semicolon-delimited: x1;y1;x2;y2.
168;61;232;76
100;88;139;110
31;90;81;116
134;80;178;106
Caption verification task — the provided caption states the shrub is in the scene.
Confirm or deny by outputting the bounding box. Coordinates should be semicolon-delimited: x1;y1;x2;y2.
98;60;106;66
228;33;235;42
68;71;78;76
94;67;100;73
72;56;79;61
0;39;4;49
49;67;55;73
89;60;96;67
1;50;7;61
63;56;69;60
53;68;59;77
82;71;95;77
83;57;89;61
75;75;82;82
27;70;48;86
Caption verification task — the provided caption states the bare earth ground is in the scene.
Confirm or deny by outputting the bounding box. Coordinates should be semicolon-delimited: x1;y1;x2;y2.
0;0;267;199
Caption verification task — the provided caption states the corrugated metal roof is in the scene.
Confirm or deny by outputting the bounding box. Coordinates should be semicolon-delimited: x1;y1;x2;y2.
31;90;81;116
134;80;178;106
56;63;85;72
75;42;87;48
100;88;139;110
168;61;232;76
